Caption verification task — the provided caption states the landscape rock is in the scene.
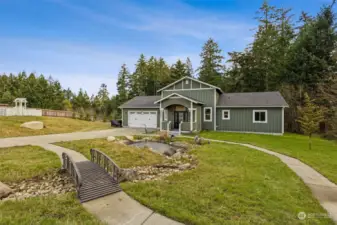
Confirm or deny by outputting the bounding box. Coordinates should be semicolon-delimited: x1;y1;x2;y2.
20;121;44;130
2;171;75;201
107;136;116;142
125;136;134;141
178;163;192;170
0;182;13;199
163;148;176;157
172;152;182;159
118;169;138;182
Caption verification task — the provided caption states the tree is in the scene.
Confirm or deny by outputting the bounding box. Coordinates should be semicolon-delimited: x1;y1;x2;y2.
117;64;129;106
198;38;224;86
297;93;325;149
170;59;188;81
185;57;194;77
128;54;148;97
96;83;110;116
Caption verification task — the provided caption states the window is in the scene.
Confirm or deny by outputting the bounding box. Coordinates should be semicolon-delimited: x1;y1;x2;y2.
204;107;212;122
163;109;168;121
222;110;230;120
253;110;267;123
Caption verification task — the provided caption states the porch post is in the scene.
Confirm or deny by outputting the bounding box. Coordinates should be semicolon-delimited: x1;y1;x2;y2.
160;102;163;131
190;102;193;131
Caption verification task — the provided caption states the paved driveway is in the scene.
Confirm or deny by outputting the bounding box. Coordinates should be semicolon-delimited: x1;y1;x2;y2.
0;128;143;148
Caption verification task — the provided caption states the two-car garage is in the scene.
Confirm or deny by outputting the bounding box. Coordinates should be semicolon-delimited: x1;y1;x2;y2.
127;111;158;128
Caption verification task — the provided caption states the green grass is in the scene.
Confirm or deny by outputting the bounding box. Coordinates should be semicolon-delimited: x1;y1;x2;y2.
0;193;103;225
0;116;111;138
198;131;337;184
0;145;61;182
122;142;334;225
56;139;166;168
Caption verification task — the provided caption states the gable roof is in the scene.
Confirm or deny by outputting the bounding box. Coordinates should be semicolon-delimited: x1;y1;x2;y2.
217;91;289;107
118;96;160;109
154;93;203;104
157;76;223;93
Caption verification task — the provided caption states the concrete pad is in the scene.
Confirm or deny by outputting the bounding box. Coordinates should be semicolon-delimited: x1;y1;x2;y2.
143;213;184;225
83;191;153;225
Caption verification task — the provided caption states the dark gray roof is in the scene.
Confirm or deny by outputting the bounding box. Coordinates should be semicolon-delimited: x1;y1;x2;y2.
217;91;288;107
119;96;160;108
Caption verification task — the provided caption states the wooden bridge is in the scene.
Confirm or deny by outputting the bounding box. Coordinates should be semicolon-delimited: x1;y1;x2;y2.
62;149;122;203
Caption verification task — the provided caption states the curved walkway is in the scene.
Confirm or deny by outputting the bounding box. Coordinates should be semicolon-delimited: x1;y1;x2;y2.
0;129;183;225
183;136;337;223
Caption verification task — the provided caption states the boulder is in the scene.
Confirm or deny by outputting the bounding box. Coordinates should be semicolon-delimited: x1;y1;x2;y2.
172;152;182;159
118;169;138;182
107;136;116;142
0;182;13;199
163;148;176;157
125;136;134;141
20;121;44;130
178;163;191;170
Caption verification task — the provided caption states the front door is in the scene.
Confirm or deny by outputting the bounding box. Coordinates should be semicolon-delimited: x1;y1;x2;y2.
174;111;187;129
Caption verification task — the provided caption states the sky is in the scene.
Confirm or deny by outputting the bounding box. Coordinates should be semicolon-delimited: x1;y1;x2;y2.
0;0;327;95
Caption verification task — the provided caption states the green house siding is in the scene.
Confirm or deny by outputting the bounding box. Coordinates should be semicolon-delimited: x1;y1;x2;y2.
216;108;283;133
163;89;216;130
122;108;160;128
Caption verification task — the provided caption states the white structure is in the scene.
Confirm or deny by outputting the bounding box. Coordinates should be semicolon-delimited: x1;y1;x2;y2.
0;98;42;116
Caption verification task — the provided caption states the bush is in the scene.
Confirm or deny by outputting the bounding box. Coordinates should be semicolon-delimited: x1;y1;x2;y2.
85;113;91;121
72;112;76;119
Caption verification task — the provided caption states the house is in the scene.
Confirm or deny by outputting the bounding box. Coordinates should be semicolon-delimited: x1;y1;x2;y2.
119;76;289;135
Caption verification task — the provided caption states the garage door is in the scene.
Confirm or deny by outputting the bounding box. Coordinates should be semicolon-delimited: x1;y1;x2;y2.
128;111;157;128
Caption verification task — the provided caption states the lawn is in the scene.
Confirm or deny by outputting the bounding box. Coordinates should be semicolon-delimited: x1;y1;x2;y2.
56;138;166;168
0;193;103;225
122;142;334;225
0;145;101;224
0;116;111;138
0;145;60;182
198;131;337;184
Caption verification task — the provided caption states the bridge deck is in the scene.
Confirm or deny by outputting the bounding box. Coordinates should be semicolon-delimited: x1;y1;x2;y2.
76;161;122;203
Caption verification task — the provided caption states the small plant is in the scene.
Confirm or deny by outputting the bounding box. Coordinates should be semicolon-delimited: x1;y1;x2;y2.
297;93;325;150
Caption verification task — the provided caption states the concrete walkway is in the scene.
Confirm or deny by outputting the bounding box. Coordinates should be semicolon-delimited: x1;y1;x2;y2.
0;129;183;225
183;136;337;223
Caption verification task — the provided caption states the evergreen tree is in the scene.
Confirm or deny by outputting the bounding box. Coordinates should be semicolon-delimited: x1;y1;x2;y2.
117;64;129;105
297;93;325;149
197;38;224;86
170;59;188;81
185;57;194;77
129;54;148;97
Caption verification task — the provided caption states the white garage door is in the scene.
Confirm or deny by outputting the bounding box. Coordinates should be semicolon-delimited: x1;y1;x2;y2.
128;111;157;128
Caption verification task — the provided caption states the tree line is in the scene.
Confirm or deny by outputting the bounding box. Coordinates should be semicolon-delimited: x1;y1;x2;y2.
1;1;336;137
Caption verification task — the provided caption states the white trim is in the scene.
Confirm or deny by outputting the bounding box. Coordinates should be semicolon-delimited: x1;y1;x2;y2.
192;108;197;123
203;107;212;122
157;76;223;93
159;102;162;131
281;107;284;134
215;130;283;136
119;107;159;109
253;110;268;123
214;89;216;130
164;88;215;92
154;93;202;104
121;108;123;126
190;102;193;131
217;106;288;108
222;110;230;120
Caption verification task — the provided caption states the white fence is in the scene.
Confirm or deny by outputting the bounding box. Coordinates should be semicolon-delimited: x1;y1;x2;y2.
0;107;42;116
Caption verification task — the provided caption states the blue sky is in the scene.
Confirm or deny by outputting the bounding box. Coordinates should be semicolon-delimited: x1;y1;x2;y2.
0;0;327;95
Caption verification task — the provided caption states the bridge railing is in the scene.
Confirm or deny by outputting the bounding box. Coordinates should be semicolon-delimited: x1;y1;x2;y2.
62;152;82;196
90;148;121;182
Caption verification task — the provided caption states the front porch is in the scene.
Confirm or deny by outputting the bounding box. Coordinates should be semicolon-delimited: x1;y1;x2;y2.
154;93;203;134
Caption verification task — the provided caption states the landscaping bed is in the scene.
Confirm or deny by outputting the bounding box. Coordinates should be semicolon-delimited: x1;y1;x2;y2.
0;145;101;224
0;116;111;138
122;141;334;225
199;131;337;184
